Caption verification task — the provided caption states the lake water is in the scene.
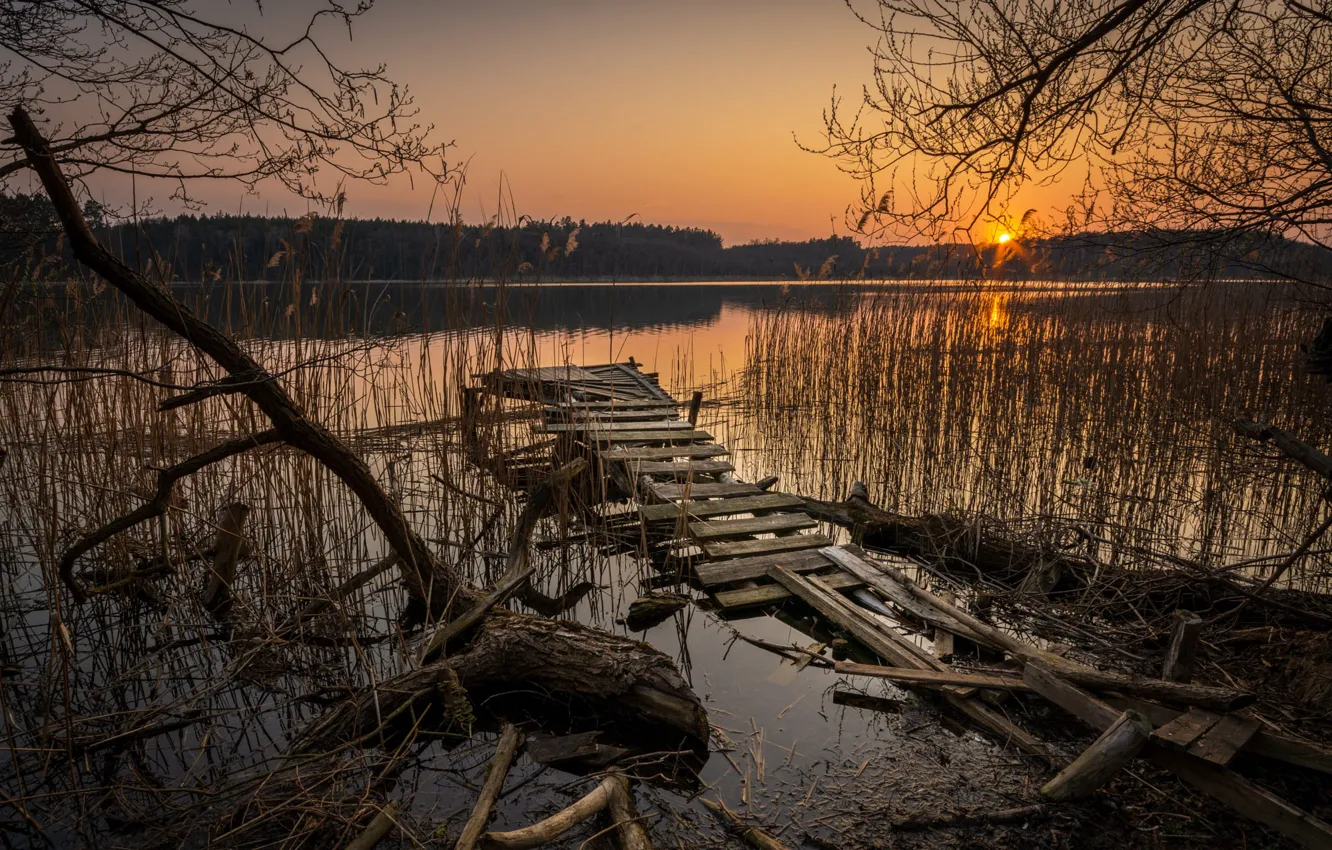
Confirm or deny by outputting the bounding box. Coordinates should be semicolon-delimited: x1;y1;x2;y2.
1;278;1327;847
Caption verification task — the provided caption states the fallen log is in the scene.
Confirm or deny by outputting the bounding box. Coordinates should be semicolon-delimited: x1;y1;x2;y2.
347;802;399;850
455;723;523;850
607;771;653;850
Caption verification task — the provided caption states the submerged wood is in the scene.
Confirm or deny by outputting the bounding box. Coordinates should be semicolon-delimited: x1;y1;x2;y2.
620;593;689;631
607;771;653;850
455;723;523;850
1041;710;1152;801
482;775;618;849
699;798;789;850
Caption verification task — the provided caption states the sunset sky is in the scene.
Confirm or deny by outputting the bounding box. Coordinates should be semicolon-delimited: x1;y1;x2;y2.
152;0;884;244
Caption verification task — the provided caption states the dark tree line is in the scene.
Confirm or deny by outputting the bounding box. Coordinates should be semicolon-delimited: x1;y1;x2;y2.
5;194;1331;284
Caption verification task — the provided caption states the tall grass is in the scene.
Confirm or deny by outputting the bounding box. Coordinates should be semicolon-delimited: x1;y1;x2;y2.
741;281;1332;586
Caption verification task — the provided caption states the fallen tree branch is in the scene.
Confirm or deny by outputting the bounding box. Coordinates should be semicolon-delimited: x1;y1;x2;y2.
11;104;454;615
482;775;618;849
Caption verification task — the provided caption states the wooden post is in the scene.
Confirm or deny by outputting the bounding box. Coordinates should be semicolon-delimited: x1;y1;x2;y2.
455;723;523;850
1162;611;1202;682
687;391;703;426
1041;710;1153;800
347;802;399;850
935;590;957;660
201;502;249;619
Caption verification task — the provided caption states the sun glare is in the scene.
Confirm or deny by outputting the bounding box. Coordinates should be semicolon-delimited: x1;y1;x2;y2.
997;232;1012;244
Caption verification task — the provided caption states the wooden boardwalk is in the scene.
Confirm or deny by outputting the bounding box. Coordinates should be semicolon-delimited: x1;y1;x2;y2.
470;361;1332;847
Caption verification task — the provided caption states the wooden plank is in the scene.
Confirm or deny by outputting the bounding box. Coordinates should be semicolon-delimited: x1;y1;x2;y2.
548;400;680;411
1149;747;1332;850
1151;709;1221;750
595;430;713;444
1188;715;1263;767
704;533;833;560
551;410;682;423
625;460;735;476
1104;696;1332;777
835;661;1032;691
542;420;695;433
769;565;930;670
640;493;803;523
602;445;729;460
819;547;989;646
695;548;835;587
1023;663;1121;730
690;513;817;540
651;482;763;500
1028;665;1332;850
714;571;862;609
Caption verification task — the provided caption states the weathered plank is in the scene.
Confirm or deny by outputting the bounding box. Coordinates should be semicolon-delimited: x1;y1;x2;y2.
704;533;833;560
542;420;696;433
819;547;989;646
1188;715;1263;767
551;410;683;423
835;662;1032;691
594;429;714;444
689;513;818;540
639;493;804;523
1104;695;1332;777
1027;664;1332;850
625;460;736;476
695;548;836;587
548;400;680;411
1151;709;1221;750
602;444;730;460
1041;711;1153;801
651;482;763;500
713;571;862;608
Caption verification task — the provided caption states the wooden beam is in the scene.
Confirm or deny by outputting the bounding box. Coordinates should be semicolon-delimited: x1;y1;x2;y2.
704;534;833;560
640;493;804;523
595;430;713;444
1162;611;1202;682
690;514;818;540
714;571;862;609
695;549;835;587
835;661;1032;691
542;420;695;433
1188;715;1263;767
651;482;763;500
1041;711;1152;801
625;459;735;476
602;444;730;460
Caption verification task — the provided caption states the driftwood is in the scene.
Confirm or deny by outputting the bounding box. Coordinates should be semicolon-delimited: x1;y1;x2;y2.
1041;710;1152;801
482;775;618;849
699;798;789;850
606;771;653;850
347;803;399;850
455;723;523;850
891;804;1049;831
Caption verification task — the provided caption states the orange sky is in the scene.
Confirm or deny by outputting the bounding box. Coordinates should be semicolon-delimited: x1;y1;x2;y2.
73;0;1070;245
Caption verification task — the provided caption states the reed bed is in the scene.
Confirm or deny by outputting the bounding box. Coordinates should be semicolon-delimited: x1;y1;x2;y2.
739;281;1332;589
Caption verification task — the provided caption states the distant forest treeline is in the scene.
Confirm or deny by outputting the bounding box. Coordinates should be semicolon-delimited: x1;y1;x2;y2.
4;194;1332;282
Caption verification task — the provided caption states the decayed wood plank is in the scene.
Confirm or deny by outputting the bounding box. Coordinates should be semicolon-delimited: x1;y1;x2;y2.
595;430;713;444
542;420;696;433
1028;664;1332;850
625;459;736;475
695;548;835;587
640;493;804;522
1041;711;1153;801
835;662;1032;691
1105;696;1332;777
819;547;989;647
714;570;862;608
1151;709;1222;750
552;410;682;423
771;567;1047;756
652;482;763;500
704;533;833;560
603;444;730;460
548;400;680;411
690;513;818;540
1188;715;1263;766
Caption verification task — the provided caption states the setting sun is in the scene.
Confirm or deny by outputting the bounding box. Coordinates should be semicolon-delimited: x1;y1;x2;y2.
997;232;1013;244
